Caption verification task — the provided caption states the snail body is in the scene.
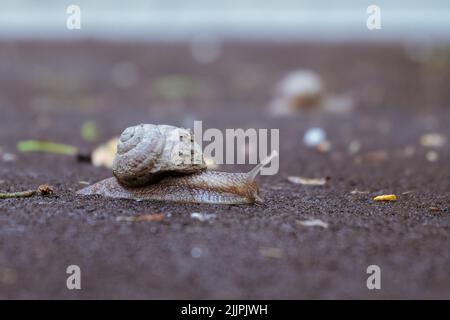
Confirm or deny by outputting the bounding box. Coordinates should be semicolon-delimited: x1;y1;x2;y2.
77;124;277;205
77;168;263;204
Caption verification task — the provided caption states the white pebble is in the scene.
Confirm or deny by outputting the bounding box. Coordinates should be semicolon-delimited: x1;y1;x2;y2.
426;150;438;162
190;247;203;258
190;212;217;222
2;153;16;162
303;127;326;147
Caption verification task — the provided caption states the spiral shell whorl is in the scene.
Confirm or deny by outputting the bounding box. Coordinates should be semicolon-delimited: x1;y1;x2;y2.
112;124;206;187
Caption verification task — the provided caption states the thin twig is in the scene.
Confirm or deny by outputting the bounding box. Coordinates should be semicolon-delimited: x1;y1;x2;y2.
0;190;37;199
0;184;54;199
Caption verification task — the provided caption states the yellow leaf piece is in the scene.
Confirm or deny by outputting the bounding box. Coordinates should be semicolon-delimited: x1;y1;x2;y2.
92;137;119;168
373;194;397;201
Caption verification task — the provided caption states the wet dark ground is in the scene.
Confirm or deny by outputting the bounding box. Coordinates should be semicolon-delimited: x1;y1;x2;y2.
0;41;449;299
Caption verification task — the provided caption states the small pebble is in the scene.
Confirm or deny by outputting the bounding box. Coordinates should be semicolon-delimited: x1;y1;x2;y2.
303;127;326;147
426;150;438;162
348;140;361;154
190;212;217;222
190;247;203;258
2;153;16;162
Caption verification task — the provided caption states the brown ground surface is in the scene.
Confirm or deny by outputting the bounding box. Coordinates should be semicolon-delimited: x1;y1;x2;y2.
0;41;449;299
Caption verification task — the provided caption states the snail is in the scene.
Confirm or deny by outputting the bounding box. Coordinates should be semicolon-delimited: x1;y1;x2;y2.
77;124;278;204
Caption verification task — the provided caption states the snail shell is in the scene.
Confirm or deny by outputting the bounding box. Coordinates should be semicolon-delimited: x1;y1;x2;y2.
112;124;206;187
78;124;277;205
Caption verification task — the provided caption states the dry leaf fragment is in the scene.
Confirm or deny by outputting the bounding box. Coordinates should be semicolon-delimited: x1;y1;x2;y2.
92;137;119;168
135;213;165;222
288;176;329;186
373;194;397;201
37;184;54;196
259;247;283;259
116;213;165;222
296;219;329;228
204;157;219;169
420;133;446;148
363;150;389;162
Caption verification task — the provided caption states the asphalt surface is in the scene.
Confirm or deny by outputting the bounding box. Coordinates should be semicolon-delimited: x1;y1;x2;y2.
0;41;449;299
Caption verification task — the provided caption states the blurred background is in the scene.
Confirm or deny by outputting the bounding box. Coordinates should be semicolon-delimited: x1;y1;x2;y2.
1;0;450;299
1;0;449;143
